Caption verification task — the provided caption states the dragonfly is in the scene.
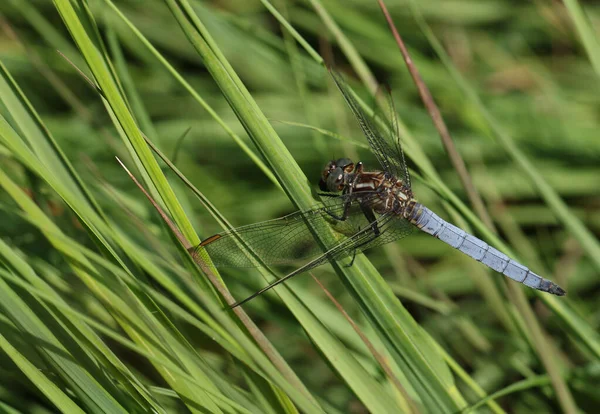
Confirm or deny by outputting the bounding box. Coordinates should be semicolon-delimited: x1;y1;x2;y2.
191;70;566;308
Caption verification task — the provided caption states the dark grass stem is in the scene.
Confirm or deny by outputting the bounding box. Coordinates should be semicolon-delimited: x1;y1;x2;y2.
376;0;495;232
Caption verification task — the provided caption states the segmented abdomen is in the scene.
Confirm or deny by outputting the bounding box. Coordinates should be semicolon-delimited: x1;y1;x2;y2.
409;204;565;296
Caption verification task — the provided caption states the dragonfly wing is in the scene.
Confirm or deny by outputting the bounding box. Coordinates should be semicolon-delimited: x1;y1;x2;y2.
191;193;378;268
229;212;412;308
318;212;413;268
329;69;411;188
384;85;411;189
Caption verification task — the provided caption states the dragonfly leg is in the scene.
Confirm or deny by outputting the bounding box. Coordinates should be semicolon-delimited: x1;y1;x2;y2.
344;231;380;267
360;204;380;236
346;249;358;267
324;198;353;221
345;204;380;268
322;173;360;220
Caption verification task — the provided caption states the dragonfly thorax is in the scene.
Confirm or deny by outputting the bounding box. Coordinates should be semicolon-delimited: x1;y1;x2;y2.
320;158;413;216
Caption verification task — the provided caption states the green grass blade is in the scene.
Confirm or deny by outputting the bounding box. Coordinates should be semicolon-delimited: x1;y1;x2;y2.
1;1;595;412
562;0;600;76
409;2;600;362
0;332;86;414
52;0;198;245
164;0;467;411
464;375;551;413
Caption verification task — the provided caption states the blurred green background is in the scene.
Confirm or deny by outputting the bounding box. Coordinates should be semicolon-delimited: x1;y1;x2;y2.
0;0;598;413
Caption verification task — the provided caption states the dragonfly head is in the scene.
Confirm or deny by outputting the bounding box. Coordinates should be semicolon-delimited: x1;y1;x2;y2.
319;158;355;192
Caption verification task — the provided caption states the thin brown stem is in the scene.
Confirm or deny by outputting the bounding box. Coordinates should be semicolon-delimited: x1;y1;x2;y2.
117;156;318;407
379;4;578;410
376;0;496;232
311;274;420;414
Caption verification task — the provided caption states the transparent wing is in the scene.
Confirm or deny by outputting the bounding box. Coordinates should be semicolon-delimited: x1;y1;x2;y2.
190;193;379;268
229;212;413;307
296;212;414;273
330;69;411;189
384;84;411;189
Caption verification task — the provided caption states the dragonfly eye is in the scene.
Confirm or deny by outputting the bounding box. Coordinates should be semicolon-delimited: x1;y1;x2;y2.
334;158;354;172
318;178;329;191
321;160;336;179
321;159;353;192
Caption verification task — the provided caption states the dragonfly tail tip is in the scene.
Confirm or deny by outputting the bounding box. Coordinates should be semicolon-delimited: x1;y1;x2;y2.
538;279;566;296
549;283;566;296
554;286;566;296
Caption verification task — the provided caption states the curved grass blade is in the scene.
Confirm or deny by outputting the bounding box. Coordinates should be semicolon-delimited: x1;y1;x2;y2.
165;0;465;411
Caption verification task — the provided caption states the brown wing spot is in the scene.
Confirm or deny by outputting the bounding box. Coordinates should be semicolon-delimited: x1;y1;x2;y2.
200;234;222;246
